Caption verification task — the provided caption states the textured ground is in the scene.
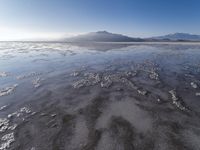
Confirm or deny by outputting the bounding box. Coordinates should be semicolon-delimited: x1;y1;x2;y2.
0;42;200;150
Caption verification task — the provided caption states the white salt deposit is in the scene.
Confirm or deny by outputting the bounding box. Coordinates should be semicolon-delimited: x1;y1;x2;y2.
32;77;42;88
72;73;101;88
195;92;200;96
149;71;159;80
70;71;80;77
8;124;17;130
20;107;31;114
8;107;31;118
0;105;8;111
100;76;112;88
0;72;8;77
169;90;187;111
0;84;18;97
0;133;15;150
191;82;198;89
0;118;9;133
137;89;148;95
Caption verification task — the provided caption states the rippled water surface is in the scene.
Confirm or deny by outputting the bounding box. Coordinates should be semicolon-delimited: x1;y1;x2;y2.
0;42;200;150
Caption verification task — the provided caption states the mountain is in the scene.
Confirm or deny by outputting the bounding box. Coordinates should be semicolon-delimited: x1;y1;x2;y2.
64;31;144;42
63;31;200;42
152;33;200;41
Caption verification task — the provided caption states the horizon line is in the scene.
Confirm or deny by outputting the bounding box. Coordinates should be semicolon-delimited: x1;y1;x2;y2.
0;30;200;42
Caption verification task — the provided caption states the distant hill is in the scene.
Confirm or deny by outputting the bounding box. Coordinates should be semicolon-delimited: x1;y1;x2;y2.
152;33;200;41
64;31;144;42
63;31;200;42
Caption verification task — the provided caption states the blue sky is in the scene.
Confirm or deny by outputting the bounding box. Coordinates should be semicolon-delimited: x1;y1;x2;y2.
0;0;200;40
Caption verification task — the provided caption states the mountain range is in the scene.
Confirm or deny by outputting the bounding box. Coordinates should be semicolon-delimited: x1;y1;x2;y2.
151;33;200;41
64;31;200;42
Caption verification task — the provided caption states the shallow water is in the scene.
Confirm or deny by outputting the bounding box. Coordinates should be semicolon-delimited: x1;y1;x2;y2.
0;42;200;150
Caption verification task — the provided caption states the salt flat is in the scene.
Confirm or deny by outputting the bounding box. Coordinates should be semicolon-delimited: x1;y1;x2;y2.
0;42;200;150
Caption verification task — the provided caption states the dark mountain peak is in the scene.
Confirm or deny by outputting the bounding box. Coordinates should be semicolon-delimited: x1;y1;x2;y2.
96;31;109;34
